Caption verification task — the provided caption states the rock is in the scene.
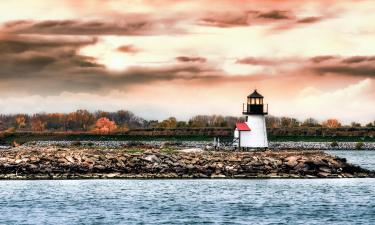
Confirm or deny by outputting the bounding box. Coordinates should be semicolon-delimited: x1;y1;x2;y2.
285;156;299;167
319;166;331;173
317;171;331;178
65;156;75;163
94;165;106;170
0;145;372;179
179;148;203;153
143;155;160;163
211;174;226;178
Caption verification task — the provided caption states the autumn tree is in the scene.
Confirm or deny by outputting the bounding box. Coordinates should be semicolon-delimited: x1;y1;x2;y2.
74;109;93;131
322;119;341;128
92;117;117;134
31;117;45;132
158;117;177;128
15;115;26;129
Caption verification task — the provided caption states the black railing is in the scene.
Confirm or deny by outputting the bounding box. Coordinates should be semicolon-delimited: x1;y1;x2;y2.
242;104;268;115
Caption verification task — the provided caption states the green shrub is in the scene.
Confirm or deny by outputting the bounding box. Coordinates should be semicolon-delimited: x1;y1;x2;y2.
71;141;82;147
355;142;364;150
331;141;338;148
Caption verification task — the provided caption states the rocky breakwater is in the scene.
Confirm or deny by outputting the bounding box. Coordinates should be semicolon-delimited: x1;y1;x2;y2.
0;146;373;179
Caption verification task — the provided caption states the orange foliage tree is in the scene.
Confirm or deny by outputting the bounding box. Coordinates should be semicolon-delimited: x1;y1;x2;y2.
322;119;341;128
15;115;26;129
92;117;117;134
31;118;45;132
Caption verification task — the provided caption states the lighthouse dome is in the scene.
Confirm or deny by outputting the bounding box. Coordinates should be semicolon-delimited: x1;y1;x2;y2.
247;89;263;98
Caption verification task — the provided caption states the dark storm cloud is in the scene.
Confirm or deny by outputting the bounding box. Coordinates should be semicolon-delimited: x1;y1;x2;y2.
0;35;97;54
197;9;327;29
236;55;375;78
256;10;292;20
197;13;249;28
0;35;223;94
310;55;375;77
3;16;182;36
341;56;375;64
0;35;102;78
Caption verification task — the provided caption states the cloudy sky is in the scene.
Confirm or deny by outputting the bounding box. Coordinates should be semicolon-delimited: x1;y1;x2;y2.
0;0;374;124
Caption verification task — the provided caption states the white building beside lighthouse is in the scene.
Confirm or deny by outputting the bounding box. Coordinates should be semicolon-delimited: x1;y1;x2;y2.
234;90;268;149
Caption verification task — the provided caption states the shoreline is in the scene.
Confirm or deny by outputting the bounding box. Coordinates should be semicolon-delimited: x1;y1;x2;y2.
0;145;373;180
14;140;375;151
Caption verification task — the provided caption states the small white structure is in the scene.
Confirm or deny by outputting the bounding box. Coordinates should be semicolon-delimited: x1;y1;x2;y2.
233;90;268;149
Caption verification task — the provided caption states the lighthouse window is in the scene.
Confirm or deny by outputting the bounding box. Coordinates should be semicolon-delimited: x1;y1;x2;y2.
250;98;255;104
256;98;260;104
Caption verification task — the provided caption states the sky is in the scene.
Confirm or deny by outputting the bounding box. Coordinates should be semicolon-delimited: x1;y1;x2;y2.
0;0;374;124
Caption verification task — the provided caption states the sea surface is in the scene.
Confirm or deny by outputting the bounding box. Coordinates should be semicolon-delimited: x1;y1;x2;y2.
326;150;375;170
0;150;374;225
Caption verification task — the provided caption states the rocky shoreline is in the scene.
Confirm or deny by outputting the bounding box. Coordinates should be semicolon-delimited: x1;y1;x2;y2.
0;145;373;179
17;140;375;150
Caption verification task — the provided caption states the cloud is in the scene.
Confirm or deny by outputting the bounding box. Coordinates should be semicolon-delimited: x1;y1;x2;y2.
196;9;326;29
197;10;294;28
294;79;375;124
311;55;375;77
3;17;183;36
235;55;375;78
256;10;293;20
176;56;207;63
0;34;224;94
297;16;323;24
0;35;102;78
236;57;275;65
117;44;141;54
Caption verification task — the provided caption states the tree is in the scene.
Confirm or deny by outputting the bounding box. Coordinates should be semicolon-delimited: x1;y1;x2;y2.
158;117;177;128
266;116;281;128
177;121;187;127
31;117;45;132
322;119;341;128
92;117;117;134
280;117;300;128
188;115;210;127
73;109;93;131
302;118;319;127
15;115;26;129
351;122;361;128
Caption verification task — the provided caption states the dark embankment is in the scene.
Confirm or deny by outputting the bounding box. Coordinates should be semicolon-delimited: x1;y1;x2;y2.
0;146;373;179
1;126;375;145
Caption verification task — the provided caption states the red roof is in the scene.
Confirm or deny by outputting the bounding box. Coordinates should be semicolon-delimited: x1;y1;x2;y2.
236;122;251;131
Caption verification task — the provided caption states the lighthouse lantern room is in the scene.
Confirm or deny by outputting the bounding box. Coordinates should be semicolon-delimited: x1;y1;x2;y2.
234;90;268;149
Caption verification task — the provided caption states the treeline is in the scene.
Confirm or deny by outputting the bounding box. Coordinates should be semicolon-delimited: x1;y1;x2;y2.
0;109;374;134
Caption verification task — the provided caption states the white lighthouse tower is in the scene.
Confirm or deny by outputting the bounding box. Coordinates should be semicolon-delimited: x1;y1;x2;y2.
234;90;268;149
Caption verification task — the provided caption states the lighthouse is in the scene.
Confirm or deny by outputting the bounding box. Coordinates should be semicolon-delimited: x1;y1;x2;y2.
234;89;268;149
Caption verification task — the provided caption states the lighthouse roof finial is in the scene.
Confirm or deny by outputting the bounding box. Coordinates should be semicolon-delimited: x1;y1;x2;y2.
248;89;264;98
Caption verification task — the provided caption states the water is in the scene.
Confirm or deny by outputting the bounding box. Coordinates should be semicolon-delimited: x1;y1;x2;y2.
0;150;374;224
326;150;375;171
0;179;374;224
